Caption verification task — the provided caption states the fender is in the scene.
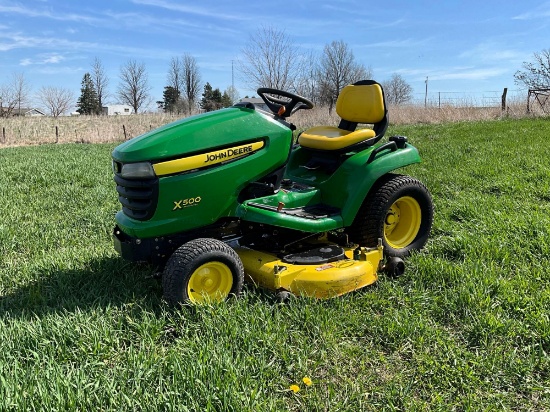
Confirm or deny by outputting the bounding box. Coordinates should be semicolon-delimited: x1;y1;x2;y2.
286;143;421;227
336;144;421;226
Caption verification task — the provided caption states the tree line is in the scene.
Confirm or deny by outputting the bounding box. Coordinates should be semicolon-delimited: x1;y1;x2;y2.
1;25;548;118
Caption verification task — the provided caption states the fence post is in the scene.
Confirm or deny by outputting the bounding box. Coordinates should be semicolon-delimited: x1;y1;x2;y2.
2;127;5;144
55;126;59;144
501;88;508;112
123;124;127;140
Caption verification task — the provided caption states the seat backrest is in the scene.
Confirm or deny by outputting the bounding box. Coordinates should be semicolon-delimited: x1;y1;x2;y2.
336;81;386;124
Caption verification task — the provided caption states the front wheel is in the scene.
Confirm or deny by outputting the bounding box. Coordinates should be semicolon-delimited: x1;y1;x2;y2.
346;174;434;258
162;238;244;305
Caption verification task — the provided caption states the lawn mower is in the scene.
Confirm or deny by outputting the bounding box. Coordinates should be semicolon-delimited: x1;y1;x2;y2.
111;80;434;304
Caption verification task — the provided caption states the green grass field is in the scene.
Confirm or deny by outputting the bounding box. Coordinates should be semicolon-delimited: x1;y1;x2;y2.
1;118;549;411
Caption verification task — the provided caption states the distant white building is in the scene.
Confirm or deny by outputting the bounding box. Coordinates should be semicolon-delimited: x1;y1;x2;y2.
7;107;46;117
102;105;133;115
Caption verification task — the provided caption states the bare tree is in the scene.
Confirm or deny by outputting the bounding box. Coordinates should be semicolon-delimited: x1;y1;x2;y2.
0;83;17;117
514;49;550;89
117;60;151;113
37;86;74;117
91;57;109;112
182;53;201;113
167;56;183;94
238;26;303;91
382;74;413;105
0;73;31;117
294;52;320;103
316;40;372;112
225;85;240;105
164;57;185;113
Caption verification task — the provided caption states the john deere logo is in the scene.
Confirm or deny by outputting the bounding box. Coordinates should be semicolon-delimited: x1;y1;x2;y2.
153;141;265;176
205;145;253;163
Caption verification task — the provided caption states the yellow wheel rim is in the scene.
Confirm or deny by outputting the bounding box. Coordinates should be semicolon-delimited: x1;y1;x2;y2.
187;262;233;303
384;196;422;249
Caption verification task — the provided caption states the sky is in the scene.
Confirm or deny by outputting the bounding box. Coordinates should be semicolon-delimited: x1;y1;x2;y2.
1;0;549;111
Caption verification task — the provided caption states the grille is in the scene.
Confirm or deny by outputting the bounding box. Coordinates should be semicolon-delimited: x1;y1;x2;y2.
114;174;159;221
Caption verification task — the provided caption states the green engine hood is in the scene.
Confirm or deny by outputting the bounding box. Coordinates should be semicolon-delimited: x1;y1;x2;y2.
112;107;289;163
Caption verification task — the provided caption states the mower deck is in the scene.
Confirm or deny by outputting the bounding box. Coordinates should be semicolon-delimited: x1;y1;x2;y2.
235;243;383;299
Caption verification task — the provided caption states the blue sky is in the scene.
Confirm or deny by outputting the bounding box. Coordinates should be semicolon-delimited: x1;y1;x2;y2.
1;0;549;110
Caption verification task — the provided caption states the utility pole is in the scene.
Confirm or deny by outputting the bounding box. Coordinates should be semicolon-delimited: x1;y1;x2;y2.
425;76;428;108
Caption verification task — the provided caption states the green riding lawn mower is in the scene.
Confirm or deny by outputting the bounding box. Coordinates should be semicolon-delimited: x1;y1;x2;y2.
112;80;434;304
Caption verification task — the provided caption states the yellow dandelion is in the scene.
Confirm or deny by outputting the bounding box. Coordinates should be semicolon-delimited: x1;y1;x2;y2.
302;377;312;386
289;384;300;393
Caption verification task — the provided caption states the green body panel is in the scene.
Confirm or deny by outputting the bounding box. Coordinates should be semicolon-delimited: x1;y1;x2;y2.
113;106;421;238
113;108;292;238
285;144;421;227
112;107;289;163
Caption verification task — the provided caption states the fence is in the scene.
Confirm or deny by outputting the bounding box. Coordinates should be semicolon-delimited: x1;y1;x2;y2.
0;113;182;146
410;89;526;109
0;91;548;147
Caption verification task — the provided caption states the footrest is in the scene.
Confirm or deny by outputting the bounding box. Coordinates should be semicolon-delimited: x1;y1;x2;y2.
246;203;340;220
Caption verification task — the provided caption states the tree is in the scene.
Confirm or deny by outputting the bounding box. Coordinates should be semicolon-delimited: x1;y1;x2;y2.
0;83;17;117
200;82;216;112
316;40;372;112
294;52;319;103
76;73;100;115
238;26;303;91
117;60;151;113
182;54;201;114
165;57;185;113
12;73;31;114
37;86;74;117
0;73;31;117
167;56;183;95
157;86;181;113
221;90;232;108
382;74;413;105
200;83;230;111
514;49;550;89
165;54;201;114
91;57;109;112
224;85;240;105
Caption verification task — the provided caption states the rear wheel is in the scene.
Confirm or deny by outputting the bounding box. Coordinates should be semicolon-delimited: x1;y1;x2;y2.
347;174;433;258
162;238;244;305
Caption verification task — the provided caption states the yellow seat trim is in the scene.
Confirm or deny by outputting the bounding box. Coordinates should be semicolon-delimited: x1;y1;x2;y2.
336;84;385;123
298;82;385;151
298;126;376;150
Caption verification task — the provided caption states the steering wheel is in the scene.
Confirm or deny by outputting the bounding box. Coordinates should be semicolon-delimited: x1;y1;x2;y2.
257;88;314;118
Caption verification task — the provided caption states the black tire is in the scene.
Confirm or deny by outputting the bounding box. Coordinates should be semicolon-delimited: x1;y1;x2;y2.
346;173;433;258
162;238;244;305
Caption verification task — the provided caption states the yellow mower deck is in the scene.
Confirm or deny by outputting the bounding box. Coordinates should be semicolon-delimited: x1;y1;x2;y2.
235;243;383;299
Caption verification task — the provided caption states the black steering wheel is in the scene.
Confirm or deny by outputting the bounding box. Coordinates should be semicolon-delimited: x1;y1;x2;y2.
257;88;314;118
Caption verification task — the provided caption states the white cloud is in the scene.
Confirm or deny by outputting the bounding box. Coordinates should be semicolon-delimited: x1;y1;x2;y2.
130;0;248;21
394;66;507;82
357;37;433;50
19;53;65;66
459;42;525;64
0;31;153;57
0;4;102;24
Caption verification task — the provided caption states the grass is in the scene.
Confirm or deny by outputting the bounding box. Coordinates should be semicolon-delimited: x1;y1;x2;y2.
1;118;549;410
